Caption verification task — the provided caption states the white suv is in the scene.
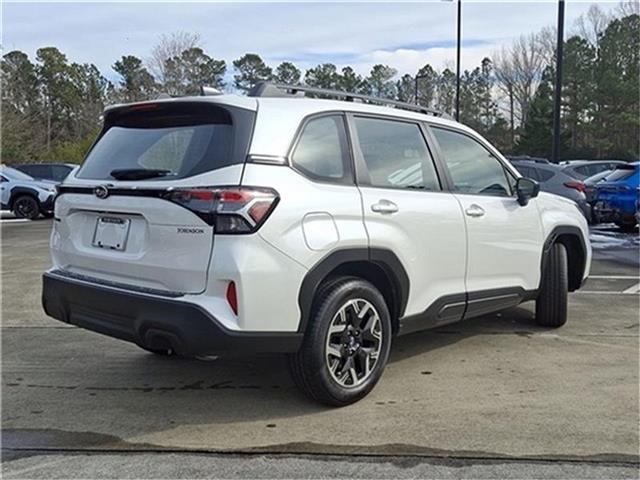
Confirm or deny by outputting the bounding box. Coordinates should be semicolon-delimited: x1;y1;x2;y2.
42;83;591;406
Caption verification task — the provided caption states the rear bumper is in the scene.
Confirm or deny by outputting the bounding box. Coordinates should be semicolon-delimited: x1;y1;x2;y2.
42;271;302;356
593;200;637;225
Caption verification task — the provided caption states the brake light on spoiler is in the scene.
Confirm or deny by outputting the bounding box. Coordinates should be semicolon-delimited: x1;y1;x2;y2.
165;187;279;234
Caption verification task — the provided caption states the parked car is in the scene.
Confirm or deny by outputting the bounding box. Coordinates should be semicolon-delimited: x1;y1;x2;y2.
583;169;615;204
560;160;627;180
0;166;57;219
591;162;639;231
507;157;591;221
42;82;591;406
14;163;76;182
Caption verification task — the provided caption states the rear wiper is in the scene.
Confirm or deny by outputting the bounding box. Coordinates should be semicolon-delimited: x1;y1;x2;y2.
110;168;173;181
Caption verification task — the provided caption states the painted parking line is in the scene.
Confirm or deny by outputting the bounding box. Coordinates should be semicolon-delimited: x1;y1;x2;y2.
588;275;640;279
0;219;30;224
575;291;639;295
622;282;640;294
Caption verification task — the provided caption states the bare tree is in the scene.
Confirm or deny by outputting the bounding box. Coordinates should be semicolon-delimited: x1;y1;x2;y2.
617;0;640;17
574;4;612;47
492;31;548;129
147;31;202;84
537;26;557;65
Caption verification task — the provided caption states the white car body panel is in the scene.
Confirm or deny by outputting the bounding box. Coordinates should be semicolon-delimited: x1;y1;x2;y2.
242;164;368;270
454;194;544;292
359;187;467;318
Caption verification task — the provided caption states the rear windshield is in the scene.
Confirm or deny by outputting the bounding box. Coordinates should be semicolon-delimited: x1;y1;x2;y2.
77;102;255;181
605;167;636;182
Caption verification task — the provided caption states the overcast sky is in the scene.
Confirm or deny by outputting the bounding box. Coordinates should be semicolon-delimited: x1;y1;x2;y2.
2;1;623;83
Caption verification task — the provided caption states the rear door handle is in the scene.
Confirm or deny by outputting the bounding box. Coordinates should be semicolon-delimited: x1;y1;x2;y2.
465;204;485;217
371;199;399;214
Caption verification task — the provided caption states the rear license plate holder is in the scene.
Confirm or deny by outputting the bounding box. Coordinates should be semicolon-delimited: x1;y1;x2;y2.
92;216;130;251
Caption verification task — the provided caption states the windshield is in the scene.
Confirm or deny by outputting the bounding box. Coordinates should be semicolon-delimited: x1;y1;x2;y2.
1;167;34;181
76;102;254;181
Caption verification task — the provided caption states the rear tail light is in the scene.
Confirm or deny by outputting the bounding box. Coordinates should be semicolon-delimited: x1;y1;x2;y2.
564;181;586;193
164;186;279;234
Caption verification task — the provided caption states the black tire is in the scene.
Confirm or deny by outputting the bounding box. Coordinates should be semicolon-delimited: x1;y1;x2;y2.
12;195;40;220
535;242;568;328
288;276;392;407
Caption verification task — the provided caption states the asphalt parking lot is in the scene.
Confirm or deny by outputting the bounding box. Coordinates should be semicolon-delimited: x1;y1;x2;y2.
2;218;639;478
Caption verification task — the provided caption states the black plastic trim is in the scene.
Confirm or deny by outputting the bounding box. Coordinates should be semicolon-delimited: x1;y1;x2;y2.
464;287;533;320
540;225;588;291
8;186;42;209
297;247;409;333
398;287;537;335
398;292;466;335
42;272;302;355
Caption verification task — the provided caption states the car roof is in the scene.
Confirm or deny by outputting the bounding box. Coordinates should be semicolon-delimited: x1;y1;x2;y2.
562;160;626;167
249;96;470;157
15;162;75;168
102;93;519;172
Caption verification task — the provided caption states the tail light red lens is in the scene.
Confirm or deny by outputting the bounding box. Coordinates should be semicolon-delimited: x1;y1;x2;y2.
164;186;279;234
226;281;238;315
564;181;586;193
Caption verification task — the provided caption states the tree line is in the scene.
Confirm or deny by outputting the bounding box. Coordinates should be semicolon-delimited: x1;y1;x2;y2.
2;4;638;165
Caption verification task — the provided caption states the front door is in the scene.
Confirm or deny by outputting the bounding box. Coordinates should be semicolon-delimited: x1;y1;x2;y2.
349;114;467;332
430;126;543;316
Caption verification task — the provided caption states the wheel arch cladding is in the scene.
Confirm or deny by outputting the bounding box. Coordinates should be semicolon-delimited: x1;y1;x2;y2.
542;226;587;292
9;186;40;208
297;248;409;335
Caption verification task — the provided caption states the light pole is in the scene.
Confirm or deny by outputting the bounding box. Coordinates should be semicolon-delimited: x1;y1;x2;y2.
551;0;565;163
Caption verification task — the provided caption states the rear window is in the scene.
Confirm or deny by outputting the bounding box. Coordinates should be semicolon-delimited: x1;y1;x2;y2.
605;167;636;182
77;102;255;181
536;167;556;182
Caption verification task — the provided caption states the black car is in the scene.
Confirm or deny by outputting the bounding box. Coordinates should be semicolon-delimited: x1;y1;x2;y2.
14;163;75;182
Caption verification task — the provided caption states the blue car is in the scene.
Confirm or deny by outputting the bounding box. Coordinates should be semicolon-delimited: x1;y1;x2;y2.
592;162;639;231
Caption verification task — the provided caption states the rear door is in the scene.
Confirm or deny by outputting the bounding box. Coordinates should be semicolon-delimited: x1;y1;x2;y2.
430;126;543;301
350;114;467;331
51;101;255;294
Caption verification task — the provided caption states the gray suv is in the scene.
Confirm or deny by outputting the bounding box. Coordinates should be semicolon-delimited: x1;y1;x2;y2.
508;158;591;222
560;160;627;180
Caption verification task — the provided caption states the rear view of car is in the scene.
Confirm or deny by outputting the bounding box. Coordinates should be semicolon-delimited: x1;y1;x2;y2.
47;99;260;296
592;162;640;231
560;160;627;180
508;158;591;221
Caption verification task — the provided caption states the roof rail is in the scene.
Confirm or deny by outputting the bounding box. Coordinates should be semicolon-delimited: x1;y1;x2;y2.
507;155;550;164
248;82;448;118
200;86;223;96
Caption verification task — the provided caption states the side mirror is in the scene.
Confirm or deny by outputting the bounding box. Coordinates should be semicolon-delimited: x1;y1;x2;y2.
516;177;540;206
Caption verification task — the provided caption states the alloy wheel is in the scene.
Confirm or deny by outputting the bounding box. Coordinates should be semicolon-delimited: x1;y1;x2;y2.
325;298;383;388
